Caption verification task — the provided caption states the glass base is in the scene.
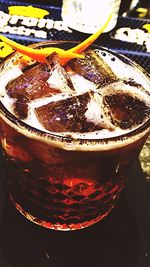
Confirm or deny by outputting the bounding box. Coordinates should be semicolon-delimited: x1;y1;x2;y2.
10;194;115;231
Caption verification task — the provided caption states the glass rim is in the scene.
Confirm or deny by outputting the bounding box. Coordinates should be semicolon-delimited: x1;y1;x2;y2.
0;40;150;148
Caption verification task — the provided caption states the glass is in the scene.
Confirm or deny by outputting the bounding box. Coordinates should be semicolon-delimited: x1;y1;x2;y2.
0;41;149;231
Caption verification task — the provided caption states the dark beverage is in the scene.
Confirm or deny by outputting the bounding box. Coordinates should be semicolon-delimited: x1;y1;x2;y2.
0;41;150;230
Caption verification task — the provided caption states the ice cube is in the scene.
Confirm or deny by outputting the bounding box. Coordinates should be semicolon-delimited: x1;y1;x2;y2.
102;82;150;129
35;92;105;133
14;95;28;119
6;59;76;119
6;63;53;100
47;62;75;93
66;66;97;94
69;49;118;87
85;92;115;131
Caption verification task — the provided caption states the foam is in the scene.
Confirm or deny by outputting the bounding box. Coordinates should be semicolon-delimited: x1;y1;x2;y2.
0;48;149;142
96;49;149;89
69;72;97;94
0;60;23;116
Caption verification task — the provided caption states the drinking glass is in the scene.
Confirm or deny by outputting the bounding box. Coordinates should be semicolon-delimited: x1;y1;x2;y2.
0;41;149;230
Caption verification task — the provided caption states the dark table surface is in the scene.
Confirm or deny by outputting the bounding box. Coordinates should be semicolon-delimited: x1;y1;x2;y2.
0;160;150;267
0;1;150;267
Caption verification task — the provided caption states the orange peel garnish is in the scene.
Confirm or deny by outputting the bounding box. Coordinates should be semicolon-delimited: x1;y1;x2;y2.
0;35;84;63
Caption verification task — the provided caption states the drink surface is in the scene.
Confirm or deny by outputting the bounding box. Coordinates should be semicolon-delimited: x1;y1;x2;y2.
0;46;150;141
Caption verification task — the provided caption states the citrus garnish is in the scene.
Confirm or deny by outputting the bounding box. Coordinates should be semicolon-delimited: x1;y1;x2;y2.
0;35;84;63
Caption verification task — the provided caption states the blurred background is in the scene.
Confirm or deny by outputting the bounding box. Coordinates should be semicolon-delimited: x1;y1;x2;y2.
10;0;150;18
